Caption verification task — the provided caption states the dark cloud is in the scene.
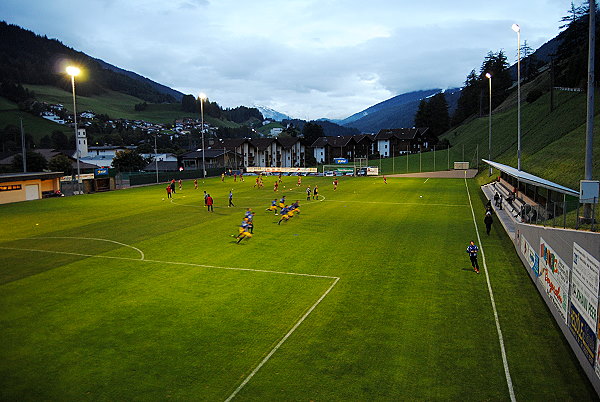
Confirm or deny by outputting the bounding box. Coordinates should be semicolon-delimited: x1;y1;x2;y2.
0;0;569;119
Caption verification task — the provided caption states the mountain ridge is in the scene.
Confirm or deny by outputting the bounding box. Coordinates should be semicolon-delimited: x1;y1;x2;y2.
94;58;184;102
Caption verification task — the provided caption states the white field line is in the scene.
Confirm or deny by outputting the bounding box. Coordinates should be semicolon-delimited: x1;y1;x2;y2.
225;277;339;402
168;193;325;209
0;241;339;401
464;174;516;402
0;245;338;280
424;178;430;184
12;236;146;260
324;199;466;207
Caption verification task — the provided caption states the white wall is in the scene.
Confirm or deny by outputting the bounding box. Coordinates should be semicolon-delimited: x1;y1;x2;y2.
377;140;390;157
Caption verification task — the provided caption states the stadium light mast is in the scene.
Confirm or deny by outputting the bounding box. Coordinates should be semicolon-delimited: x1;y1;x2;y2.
512;23;522;171
66;65;81;194
199;92;207;180
486;72;493;176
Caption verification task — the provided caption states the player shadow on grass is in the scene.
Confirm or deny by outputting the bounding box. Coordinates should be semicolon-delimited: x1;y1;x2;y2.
461;268;479;273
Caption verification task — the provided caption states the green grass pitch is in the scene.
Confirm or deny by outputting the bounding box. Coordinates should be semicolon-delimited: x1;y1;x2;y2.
0;175;596;400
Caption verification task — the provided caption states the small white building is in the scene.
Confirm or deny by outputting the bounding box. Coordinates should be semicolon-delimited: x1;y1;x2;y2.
270;127;283;137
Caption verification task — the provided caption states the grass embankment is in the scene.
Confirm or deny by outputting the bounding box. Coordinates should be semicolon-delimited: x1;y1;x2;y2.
0;176;595;400
374;88;600;190
0;97;64;141
25;85;242;128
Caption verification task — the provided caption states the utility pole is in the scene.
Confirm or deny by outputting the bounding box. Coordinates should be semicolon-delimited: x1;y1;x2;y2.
583;0;596;221
20;117;26;173
154;134;159;184
550;57;555;113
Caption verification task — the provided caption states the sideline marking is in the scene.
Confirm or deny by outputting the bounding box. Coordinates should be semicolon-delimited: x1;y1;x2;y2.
464;174;516;402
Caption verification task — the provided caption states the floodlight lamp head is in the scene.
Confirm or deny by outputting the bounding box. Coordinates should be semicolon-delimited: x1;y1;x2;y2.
485;73;492;79
198;92;207;101
511;24;520;33
66;66;81;76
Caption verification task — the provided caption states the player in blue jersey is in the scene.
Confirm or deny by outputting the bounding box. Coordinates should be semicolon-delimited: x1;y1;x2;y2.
278;206;290;225
291;200;300;215
266;199;278;214
466;241;480;274
236;218;252;243
245;208;255;233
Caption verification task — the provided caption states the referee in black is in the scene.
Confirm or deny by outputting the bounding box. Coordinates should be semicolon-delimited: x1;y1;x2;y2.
466;241;480;274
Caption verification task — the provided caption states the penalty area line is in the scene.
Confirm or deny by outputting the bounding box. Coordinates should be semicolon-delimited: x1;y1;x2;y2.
224;276;339;402
464;173;516;402
0;242;341;401
0;246;338;280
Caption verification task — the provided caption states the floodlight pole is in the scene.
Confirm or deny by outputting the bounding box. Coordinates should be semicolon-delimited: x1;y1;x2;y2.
69;72;81;194
199;94;206;181
584;0;596;219
513;24;522;171
486;73;493;176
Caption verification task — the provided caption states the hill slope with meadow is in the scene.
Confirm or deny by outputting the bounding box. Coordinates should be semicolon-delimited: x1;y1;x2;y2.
371;71;599;192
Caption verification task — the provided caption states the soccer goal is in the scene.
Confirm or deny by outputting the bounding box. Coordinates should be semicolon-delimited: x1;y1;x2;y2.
322;164;357;176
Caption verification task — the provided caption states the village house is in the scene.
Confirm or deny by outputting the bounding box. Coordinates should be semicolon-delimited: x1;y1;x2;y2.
374;128;429;157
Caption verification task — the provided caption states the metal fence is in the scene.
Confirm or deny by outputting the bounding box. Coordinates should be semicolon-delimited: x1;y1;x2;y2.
504;198;599;232
128;168;223;186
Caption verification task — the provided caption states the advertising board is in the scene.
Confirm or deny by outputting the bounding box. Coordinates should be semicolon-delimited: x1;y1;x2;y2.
540;237;570;323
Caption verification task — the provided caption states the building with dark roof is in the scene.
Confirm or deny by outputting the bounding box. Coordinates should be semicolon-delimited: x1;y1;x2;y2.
311;135;375;164
374;128;429;157
179;149;235;170
215;137;306;168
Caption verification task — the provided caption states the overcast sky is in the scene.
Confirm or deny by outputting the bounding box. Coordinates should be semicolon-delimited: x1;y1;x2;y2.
1;0;571;120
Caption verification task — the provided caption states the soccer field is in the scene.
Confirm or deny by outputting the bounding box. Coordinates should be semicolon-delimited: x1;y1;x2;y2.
0;175;596;400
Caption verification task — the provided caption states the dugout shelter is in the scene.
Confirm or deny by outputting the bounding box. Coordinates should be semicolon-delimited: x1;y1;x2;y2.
483;159;580;222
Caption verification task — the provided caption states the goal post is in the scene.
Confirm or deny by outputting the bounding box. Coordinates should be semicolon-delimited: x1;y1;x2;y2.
321;158;372;176
355;158;368;169
322;164;357;175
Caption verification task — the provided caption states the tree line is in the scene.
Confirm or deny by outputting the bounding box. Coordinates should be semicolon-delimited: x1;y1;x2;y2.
180;94;263;123
414;1;598;146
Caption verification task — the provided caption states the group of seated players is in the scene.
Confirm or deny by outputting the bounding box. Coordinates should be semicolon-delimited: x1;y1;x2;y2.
266;195;301;225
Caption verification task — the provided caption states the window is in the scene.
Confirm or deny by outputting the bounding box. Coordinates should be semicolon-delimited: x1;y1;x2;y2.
0;184;22;191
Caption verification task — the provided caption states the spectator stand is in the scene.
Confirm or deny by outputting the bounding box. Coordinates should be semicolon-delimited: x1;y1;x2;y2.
482;159;580;230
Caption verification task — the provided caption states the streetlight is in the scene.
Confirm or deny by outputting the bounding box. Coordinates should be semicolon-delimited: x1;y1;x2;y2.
486;72;492;176
198;92;207;180
66;65;81;194
512;23;522;171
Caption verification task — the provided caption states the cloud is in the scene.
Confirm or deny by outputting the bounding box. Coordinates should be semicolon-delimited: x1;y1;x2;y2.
0;0;569;120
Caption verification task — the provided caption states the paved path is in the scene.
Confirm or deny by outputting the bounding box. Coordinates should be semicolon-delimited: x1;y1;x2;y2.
481;182;518;240
387;169;478;179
